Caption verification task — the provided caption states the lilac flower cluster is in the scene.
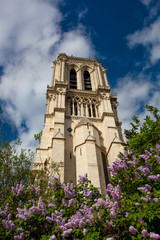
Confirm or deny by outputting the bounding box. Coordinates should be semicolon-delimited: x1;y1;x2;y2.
108;159;128;176
129;227;160;239
137;184;158;203
27;185;41;195
11;184;25;196
16;196;47;221
78;173;88;184
148;174;160;181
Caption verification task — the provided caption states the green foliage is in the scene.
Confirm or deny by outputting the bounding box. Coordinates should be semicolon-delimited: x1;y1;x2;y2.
0;139;34;204
34;131;42;144
124;105;160;154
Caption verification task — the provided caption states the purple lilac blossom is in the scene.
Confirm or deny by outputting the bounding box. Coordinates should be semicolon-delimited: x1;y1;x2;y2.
155;155;160;164
139;150;152;160
35;186;41;194
61;229;73;238
49;235;57;240
78;173;88;184
4;203;9;212
135;171;141;179
156;144;160;153
150;232;160;239
2;219;15;232
83;229;88;235
0;211;7;217
83;187;93;197
125;212;129;217
137;166;151;176
11;184;25;196
135;202;140;206
142;229;150;237
108;158;128;176
129;226;137;235
14;233;25;240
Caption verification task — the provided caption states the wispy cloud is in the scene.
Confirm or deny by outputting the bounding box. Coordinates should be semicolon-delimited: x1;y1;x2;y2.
140;0;152;6
126;17;160;64
78;7;88;21
0;0;95;150
114;72;160;131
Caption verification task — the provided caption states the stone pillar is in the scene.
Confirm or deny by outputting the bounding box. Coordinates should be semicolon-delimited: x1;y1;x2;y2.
103;69;109;86
107;96;113;112
51;64;56;87
77;69;82;89
61;61;65;82
97;65;103;86
96;67;100;86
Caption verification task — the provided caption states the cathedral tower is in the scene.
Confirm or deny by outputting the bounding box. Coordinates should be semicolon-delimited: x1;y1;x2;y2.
34;53;125;193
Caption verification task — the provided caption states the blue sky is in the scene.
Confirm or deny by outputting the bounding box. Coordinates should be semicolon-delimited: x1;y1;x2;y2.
0;0;160;150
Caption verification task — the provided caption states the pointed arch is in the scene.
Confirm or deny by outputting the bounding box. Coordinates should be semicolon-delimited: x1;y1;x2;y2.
70;69;77;89
84;70;92;90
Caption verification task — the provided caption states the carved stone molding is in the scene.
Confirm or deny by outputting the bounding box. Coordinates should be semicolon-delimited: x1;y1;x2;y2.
48;93;56;101
54;108;66;113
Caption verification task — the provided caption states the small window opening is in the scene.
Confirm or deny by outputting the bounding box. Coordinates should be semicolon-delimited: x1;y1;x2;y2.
92;104;96;117
84;70;92;90
74;102;78;115
70;69;77;89
88;105;91;117
70;153;72;159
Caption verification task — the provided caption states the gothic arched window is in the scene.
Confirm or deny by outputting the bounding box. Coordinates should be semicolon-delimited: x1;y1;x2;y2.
70;69;77;89
84;70;92;90
101;152;109;185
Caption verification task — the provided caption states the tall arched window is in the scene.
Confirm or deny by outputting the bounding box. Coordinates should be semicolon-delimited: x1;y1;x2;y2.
101;152;109;185
84;70;92;90
70;69;77;89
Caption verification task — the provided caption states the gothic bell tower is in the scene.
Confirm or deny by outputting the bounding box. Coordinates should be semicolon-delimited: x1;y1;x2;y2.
34;53;125;193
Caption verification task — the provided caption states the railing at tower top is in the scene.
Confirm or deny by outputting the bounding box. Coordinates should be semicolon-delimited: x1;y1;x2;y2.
66;96;100;118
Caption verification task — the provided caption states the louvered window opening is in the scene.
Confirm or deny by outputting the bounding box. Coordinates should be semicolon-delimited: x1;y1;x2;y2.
84;70;92;90
70;69;77;89
69;100;98;118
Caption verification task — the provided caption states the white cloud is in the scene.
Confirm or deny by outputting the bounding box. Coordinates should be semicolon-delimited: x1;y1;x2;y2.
126;17;160;63
140;0;152;6
114;73;160;131
57;26;95;57
0;0;95;151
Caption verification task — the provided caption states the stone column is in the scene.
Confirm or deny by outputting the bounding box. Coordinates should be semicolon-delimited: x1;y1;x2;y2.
103;69;109;86
77;69;82;89
97;65;103;86
59;61;62;81
61;61;65;82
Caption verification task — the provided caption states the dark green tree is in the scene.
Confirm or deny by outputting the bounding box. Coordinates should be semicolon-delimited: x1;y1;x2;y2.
124;105;160;154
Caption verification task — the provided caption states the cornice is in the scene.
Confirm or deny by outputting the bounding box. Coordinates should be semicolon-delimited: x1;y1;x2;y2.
115;121;122;126
66;89;98;98
54;108;66;113
65;115;101;122
101;112;115;121
56;53;99;64
97;86;110;94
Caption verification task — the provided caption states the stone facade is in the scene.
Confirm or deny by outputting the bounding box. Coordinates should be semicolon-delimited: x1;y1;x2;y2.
34;53;125;194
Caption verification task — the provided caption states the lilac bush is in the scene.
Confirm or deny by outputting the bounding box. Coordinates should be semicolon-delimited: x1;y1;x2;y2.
0;145;160;239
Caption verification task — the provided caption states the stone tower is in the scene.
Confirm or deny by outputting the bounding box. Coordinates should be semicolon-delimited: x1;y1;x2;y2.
34;53;125;193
